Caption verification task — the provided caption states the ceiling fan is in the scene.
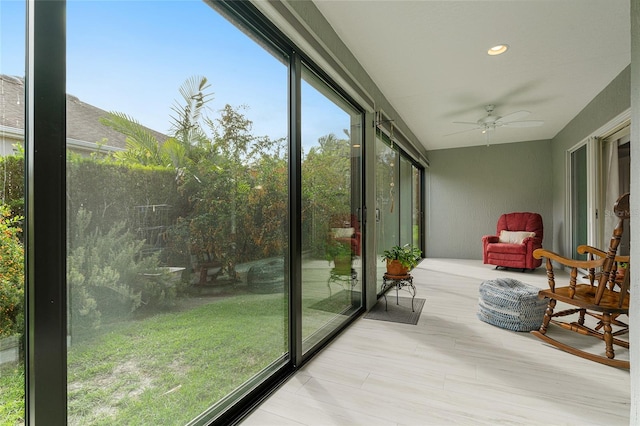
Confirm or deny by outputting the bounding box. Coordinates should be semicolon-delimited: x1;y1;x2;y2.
449;104;544;135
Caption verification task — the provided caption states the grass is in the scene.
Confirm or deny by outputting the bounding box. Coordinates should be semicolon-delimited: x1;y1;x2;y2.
0;364;24;426
1;263;361;425
67;291;289;425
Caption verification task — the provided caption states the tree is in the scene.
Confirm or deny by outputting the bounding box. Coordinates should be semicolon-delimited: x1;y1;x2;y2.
101;75;214;170
301;133;352;257
0;206;23;338
98;76;293;283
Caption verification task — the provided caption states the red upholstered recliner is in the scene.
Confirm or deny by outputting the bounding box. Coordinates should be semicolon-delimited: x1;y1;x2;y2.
482;212;543;271
329;213;361;256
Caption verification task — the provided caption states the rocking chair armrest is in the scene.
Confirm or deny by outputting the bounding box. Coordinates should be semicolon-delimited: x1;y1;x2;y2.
576;245;606;258
533;248;605;269
616;255;630;264
576;245;629;263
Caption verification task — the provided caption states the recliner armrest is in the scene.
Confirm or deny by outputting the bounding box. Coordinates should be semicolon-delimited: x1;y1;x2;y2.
522;236;542;246
482;235;499;244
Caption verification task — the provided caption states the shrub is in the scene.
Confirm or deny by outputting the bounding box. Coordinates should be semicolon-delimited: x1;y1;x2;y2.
68;208;173;340
0;205;24;338
66;155;187;237
0;154;25;221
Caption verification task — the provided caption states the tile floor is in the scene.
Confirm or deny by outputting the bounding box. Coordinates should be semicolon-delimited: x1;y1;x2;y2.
241;258;630;426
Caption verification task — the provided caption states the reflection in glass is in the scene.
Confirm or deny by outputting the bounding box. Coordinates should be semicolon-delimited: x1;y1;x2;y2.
66;2;288;423
412;165;422;249
374;133;423;293
0;1;26;424
300;66;363;354
375;135;399;293
571;145;588;259
400;156;413;246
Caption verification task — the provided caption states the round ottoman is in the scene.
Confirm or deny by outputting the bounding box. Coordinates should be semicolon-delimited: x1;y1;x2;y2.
477;278;547;332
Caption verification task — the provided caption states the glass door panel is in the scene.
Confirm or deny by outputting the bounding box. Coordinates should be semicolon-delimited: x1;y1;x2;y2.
375;135;423;293
618;141;631;255
300;66;363;355
375;136;399;293
0;1;26;424
412;165;422;249
399;156;413;246
571;144;588;259
602;129;631;255
66;2;289;423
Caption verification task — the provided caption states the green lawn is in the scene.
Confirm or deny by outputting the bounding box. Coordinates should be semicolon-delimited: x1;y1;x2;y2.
0;364;24;426
1;280;358;426
68;292;289;425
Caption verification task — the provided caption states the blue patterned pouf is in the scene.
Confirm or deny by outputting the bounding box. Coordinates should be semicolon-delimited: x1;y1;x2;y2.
477;278;547;332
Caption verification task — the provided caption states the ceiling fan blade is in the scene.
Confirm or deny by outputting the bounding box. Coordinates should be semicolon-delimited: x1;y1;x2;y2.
501;120;544;128
497;110;530;123
449;107;540;136
444;126;481;136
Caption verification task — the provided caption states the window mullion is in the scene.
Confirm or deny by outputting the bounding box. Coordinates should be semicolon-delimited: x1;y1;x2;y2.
25;0;67;424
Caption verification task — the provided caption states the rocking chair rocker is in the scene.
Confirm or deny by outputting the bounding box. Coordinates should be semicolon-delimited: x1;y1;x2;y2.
531;192;630;368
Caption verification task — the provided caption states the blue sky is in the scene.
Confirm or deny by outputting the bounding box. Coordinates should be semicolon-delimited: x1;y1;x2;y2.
1;0;350;149
0;1;25;77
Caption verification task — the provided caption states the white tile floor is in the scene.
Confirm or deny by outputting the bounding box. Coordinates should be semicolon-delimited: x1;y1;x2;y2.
241;259;630;425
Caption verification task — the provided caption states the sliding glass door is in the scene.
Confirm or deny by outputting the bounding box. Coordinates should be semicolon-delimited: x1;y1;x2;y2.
18;0;388;422
570;144;588;259
601;125;631;255
569;120;631;260
300;66;363;354
375;131;423;293
66;2;290;423
400;156;414;246
375;135;399;292
0;1;26;423
412;164;423;248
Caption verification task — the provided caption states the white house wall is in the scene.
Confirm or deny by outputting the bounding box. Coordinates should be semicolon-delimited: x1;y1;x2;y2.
628;1;639;423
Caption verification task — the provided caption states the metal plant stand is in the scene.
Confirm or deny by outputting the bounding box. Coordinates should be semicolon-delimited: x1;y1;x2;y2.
327;268;358;297
381;273;416;312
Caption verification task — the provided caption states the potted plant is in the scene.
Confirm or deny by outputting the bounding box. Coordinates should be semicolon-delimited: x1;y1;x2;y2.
382;244;422;276
326;240;354;274
616;261;628;281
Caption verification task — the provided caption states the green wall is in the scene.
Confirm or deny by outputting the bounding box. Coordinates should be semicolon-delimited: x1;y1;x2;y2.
425;139;552;259
425;65;631;261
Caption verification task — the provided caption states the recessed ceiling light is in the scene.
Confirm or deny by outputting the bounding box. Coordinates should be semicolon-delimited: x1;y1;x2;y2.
488;44;509;56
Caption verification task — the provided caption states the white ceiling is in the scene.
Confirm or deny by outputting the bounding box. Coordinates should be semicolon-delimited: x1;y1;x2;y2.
313;0;631;151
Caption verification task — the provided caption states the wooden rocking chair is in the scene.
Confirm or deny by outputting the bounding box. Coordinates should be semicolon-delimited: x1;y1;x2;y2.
531;192;630;368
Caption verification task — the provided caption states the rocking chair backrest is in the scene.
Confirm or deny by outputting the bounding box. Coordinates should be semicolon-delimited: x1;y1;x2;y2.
595;192;630;305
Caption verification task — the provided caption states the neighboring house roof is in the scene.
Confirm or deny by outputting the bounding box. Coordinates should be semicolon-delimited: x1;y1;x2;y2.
1;74;168;154
0;76;24;129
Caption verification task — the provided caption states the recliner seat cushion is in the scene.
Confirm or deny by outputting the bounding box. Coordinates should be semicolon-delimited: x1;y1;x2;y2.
486;243;527;255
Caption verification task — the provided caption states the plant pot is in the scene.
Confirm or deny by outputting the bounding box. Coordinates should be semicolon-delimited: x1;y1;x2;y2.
386;259;408;276
334;256;352;274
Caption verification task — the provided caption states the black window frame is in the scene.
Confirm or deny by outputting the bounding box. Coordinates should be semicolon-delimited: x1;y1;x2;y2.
25;1;368;425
